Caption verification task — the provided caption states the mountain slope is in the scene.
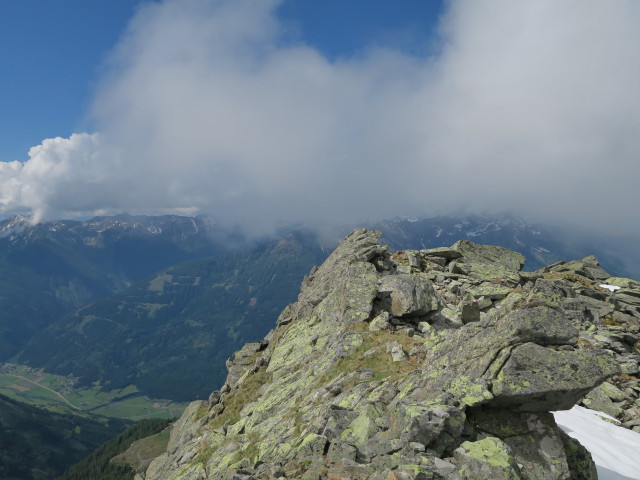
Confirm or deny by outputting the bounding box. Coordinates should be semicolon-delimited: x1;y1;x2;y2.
0;393;128;480
0;214;229;358
55;418;171;480
17;231;326;400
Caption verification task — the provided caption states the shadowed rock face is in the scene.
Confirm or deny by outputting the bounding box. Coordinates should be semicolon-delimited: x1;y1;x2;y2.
141;229;639;480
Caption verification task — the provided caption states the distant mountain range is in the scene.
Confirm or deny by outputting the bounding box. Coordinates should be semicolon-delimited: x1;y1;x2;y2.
0;214;232;358
2;213;638;402
16;230;325;400
372;215;639;275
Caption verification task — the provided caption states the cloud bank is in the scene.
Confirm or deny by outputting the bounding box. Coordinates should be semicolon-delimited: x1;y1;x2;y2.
1;0;639;233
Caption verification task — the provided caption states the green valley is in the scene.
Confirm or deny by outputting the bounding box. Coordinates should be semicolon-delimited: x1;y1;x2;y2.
0;364;186;421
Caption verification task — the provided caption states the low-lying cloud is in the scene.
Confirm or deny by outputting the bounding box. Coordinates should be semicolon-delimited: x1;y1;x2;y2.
1;0;639;233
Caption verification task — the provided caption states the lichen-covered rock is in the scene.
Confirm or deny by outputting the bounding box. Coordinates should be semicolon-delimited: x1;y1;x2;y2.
449;240;525;283
377;274;440;317
453;437;521;479
142;230;634;480
491;342;618;411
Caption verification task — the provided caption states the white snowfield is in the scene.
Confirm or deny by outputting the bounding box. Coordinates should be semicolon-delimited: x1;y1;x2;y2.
553;405;640;480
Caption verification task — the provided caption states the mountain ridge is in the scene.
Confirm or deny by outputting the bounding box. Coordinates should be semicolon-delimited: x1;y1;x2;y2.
7;213;640;403
138;229;640;480
0;214;232;359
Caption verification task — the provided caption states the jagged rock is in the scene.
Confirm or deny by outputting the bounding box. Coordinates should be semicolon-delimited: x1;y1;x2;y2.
558;430;598;480
142;230;631;480
468;283;511;300
225;342;264;387
490;342;618;411
548;256;610;280
581;384;625;418
449;240;525;283
377;274;440;318
421;247;463;260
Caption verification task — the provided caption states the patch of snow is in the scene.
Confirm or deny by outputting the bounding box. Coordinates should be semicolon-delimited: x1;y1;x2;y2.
435;226;443;238
535;246;551;253
599;284;622;292
466;222;501;238
553;405;640;479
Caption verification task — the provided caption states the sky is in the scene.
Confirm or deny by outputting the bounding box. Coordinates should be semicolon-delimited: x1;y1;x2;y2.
0;0;639;235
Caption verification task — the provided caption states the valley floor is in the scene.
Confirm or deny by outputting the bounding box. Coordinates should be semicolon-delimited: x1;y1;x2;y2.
0;363;186;420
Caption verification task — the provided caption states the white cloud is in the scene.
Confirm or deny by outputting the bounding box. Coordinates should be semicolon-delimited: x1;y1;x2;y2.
1;0;639;233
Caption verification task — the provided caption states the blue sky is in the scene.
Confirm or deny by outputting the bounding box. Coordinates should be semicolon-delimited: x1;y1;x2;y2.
0;0;638;233
1;0;443;163
0;1;137;162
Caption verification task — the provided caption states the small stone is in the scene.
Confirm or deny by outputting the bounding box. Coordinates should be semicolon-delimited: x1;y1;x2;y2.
369;312;390;331
621;363;639;375
433;457;457;474
417;321;431;333
409;441;426;452
476;296;493;309
387;341;406;362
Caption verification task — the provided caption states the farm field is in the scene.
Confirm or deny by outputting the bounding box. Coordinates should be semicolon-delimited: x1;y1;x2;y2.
0;363;187;420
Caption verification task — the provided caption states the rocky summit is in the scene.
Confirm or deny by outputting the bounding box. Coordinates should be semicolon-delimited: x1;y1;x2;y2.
140;229;640;480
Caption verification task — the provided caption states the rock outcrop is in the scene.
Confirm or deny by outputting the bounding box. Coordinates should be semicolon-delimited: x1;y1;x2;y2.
140;229;640;480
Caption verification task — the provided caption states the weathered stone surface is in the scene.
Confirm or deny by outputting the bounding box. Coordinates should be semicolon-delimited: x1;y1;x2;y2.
548;256;610;280
468;410;575;480
453;437;521;479
377;274;440;317
369;312;390;331
491;342;619;411
558;429;598;480
142;230;632;480
452;240;525;271
421;247;463;260
581;384;625;418
449;240;525;283
460;301;480;324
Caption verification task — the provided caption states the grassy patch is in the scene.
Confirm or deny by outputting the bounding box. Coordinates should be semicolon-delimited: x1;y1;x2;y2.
543;271;593;288
110;427;171;472
207;365;271;431
602;314;624;327
92;395;185;420
314;322;425;389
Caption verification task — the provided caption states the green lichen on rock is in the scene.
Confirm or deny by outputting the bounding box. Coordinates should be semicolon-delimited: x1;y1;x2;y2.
491;342;619;411
456;436;520;470
558;430;598;480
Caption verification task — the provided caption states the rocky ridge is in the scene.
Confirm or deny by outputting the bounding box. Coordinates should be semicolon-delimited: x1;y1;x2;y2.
140;229;640;480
